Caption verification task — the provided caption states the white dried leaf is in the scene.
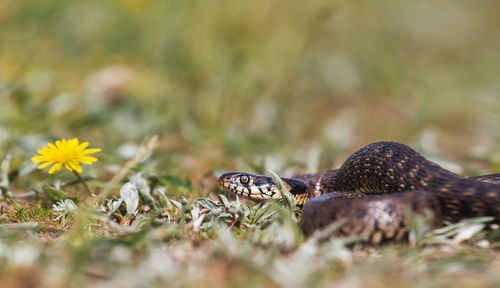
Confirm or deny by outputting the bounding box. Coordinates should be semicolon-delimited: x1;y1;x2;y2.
52;199;78;214
64;199;78;212
453;223;485;243
107;199;123;213
131;173;150;196
120;182;139;215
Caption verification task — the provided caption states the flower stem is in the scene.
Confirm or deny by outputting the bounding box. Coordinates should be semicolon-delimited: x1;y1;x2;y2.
72;170;95;197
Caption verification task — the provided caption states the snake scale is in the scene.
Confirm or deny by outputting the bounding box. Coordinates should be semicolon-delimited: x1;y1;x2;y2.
218;142;500;244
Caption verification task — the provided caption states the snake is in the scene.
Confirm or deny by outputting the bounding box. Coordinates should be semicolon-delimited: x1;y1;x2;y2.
218;141;500;244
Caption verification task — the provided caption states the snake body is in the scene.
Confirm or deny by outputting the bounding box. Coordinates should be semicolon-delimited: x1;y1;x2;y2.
218;142;500;243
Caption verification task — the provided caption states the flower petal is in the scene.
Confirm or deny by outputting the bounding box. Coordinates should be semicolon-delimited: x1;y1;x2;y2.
79;142;89;150
32;156;46;163
82;148;101;155
55;140;63;149
49;163;61;174
38;161;53;169
74;164;83;173
80;156;98;163
68;160;79;170
48;142;57;150
64;163;73;171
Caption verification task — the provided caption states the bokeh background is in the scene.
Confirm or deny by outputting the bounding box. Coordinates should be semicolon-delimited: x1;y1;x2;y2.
2;0;499;180
1;1;500;286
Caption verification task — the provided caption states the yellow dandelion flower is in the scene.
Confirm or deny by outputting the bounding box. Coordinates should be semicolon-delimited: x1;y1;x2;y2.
32;138;101;174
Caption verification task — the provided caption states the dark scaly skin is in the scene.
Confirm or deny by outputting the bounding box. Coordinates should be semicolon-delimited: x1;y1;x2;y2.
218;142;500;243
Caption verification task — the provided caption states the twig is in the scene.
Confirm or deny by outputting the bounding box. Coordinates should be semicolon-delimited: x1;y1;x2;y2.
97;135;159;201
0;153;15;202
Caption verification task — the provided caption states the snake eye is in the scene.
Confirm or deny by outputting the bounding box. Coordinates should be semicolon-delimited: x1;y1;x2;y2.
240;175;249;184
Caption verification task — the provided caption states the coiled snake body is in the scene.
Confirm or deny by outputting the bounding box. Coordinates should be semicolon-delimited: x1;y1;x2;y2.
218;142;500;243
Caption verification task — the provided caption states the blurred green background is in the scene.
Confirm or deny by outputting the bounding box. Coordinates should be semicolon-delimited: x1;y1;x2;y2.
1;0;499;185
1;1;500;287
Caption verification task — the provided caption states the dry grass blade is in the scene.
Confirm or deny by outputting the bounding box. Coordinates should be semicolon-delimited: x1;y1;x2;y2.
268;169;296;221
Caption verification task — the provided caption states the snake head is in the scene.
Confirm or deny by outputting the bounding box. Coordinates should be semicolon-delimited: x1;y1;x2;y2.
218;171;312;206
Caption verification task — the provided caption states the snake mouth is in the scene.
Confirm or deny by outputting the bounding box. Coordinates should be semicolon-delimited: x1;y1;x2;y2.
218;172;282;201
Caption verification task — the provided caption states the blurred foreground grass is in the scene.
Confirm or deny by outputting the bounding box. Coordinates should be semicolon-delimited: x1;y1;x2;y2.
0;0;499;287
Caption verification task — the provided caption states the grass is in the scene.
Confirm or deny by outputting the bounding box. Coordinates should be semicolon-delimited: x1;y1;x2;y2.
1;0;499;287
